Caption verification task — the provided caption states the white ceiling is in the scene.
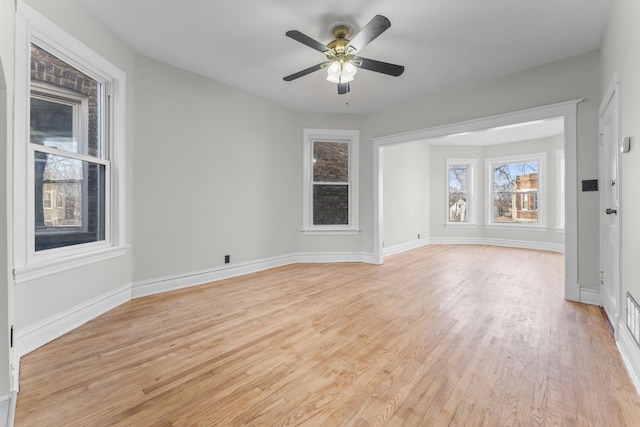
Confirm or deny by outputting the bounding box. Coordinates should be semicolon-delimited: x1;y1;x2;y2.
77;0;611;115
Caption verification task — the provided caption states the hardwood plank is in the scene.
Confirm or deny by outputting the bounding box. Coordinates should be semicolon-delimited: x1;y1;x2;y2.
14;245;640;426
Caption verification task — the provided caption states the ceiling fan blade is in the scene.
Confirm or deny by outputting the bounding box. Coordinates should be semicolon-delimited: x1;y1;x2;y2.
355;57;405;77
337;82;350;95
346;15;391;53
285;30;334;54
283;62;328;81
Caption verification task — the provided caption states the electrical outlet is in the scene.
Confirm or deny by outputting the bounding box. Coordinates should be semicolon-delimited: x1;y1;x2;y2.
224;255;230;264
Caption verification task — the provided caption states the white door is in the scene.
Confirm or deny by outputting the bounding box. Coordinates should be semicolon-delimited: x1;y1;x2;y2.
600;86;620;329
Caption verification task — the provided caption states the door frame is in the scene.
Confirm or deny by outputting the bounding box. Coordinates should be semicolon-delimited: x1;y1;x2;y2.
599;72;621;331
372;99;583;301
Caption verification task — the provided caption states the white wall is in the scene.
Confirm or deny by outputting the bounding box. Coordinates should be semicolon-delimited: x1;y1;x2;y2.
364;50;601;290
382;141;430;249
132;55;301;281
602;0;640;309
601;0;640;386
0;0;15;398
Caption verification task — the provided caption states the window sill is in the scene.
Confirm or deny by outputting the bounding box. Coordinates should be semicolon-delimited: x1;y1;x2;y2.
485;224;549;232
14;245;128;284
302;229;361;236
444;223;479;229
554;227;565;233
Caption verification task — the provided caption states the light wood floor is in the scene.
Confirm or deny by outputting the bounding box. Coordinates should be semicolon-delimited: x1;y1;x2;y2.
15;245;640;426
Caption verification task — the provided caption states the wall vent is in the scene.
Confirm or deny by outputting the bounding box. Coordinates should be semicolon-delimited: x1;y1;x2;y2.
626;292;640;348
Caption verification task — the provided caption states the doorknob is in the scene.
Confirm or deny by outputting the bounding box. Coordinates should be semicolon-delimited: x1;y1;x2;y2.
605;208;617;215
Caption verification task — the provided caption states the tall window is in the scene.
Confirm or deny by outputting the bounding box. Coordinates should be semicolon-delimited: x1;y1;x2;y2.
446;159;476;225
303;129;359;234
313;140;349;225
14;4;127;282
30;44;105;251
486;153;546;226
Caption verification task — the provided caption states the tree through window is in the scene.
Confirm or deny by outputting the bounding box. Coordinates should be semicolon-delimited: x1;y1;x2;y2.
448;165;469;222
490;160;540;224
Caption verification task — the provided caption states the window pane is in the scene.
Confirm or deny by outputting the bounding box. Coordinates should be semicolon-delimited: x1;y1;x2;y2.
313;184;348;225
492;161;539;224
448;165;468;222
35;152;105;251
493;162;539;192
449;165;468;194
449;196;468;222
30;43;101;157
313;141;349;182
492;192;539;223
30;97;74;148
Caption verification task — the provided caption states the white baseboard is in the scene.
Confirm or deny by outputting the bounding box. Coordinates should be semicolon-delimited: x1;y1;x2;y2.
295;252;375;264
13;284;132;390
580;286;602;306
132;252;375;299
15;284;132;360
6;391;16;427
429;237;564;253
0;393;9;427
618;326;640;395
383;238;430;257
132;254;298;298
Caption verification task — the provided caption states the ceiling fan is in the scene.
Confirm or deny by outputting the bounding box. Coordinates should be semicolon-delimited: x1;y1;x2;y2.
283;15;405;95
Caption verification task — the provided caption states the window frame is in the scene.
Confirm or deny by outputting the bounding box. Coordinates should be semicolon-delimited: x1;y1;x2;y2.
55;192;64;209
42;191;53;210
485;152;547;229
445;158;478;227
302;129;360;235
13;4;127;283
30;79;101;242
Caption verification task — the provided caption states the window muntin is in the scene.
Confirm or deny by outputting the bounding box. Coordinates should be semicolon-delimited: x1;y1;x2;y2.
487;154;546;226
303;129;359;234
30;44;107;252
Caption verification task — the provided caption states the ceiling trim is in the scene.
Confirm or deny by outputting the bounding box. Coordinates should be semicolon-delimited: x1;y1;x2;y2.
371;98;584;147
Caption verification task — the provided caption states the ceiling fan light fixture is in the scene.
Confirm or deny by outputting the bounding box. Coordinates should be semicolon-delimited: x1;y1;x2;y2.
341;61;357;82
326;61;342;83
